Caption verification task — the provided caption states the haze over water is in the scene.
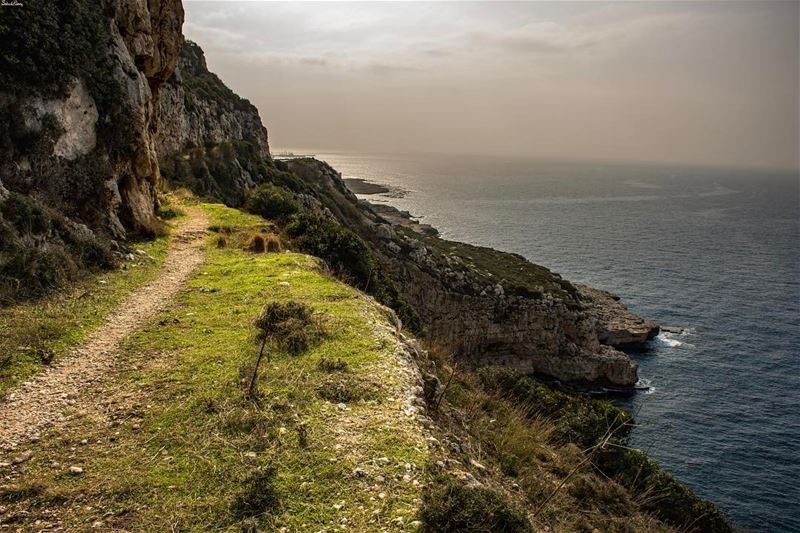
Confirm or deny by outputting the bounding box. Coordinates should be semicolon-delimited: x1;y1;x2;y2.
309;151;800;532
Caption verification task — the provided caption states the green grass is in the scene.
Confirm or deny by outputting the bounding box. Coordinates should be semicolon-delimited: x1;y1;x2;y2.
0;203;428;531
0;233;172;397
409;228;580;304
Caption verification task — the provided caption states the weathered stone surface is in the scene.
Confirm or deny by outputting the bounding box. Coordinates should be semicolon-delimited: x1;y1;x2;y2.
576;284;660;348
0;0;184;238
155;41;271;205
22;80;99;161
395;261;638;387
157;41;269;158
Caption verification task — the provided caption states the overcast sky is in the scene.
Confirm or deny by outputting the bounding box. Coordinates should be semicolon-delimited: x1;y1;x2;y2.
184;1;799;170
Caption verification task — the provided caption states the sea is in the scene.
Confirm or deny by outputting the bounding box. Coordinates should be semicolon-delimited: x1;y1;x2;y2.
303;151;799;532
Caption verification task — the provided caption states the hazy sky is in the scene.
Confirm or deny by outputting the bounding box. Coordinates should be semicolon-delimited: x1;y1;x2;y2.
184;1;799;170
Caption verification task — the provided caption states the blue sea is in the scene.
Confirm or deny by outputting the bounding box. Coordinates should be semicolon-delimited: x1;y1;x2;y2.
308;151;799;532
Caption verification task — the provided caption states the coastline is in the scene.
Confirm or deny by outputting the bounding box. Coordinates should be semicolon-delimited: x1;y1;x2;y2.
342;174;661;388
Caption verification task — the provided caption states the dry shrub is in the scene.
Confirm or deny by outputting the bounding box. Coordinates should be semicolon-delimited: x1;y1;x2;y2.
247;234;266;253
208;224;234;234
420;475;532;533
265;233;282;253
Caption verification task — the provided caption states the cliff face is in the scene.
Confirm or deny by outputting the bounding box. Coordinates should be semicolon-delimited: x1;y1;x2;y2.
158;41;269;157
0;0;184;238
286;158;655;387
157;41;271;206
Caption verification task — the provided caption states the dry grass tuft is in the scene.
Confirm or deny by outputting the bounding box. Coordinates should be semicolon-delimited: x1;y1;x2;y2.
265;233;282;253
247;234;266;253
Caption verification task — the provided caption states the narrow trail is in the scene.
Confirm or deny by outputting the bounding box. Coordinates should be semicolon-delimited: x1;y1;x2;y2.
0;208;208;450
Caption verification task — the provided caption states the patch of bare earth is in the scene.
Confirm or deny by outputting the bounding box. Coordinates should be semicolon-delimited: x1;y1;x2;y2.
0;209;208;451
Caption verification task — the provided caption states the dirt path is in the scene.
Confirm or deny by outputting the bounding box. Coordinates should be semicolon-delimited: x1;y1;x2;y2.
0;208;208;450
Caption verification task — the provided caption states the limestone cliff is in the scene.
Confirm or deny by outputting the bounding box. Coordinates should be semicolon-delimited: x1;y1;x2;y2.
157;41;272;206
0;0;184;238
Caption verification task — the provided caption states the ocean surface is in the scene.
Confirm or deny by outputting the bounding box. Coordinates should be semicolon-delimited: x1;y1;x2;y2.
307;151;800;532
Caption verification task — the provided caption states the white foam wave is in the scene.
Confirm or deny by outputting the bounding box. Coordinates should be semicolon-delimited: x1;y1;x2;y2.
636;378;656;395
650;331;695;349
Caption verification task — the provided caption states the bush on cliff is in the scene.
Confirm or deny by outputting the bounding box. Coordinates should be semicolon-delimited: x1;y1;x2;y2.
244;184;299;223
420;475;532;533
285;212;374;286
0;193;114;304
284;212;421;331
475;367;732;531
477;366;633;448
597;448;734;533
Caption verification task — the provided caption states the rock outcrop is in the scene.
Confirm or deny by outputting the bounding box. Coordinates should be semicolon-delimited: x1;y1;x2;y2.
158;41;269;158
577;284;660;348
0;0;184;238
157;41;271;206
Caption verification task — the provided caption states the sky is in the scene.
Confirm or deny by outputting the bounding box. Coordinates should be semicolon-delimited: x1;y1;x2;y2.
183;1;800;170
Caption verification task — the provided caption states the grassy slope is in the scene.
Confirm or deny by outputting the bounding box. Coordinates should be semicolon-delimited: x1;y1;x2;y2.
0;231;173;397
0;203;428;532
0;199;726;533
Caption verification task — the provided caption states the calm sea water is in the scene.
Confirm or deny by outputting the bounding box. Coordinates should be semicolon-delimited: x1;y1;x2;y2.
308;151;799;532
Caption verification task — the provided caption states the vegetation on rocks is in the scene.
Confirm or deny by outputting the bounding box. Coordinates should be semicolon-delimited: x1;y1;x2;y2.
428;362;732;532
477;366;632;448
244;183;299;222
0;193;115;304
408;229;581;304
421;474;533;533
0;0;119;103
180;41;257;115
284;211;421;331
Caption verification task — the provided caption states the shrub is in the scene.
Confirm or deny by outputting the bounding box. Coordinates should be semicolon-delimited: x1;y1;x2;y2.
248;301;323;397
420;475;532;533
597;449;733;532
157;207;182;220
477;367;633;448
285;212;374;286
0;194;114;304
230;465;280;521
216;236;227;248
247;234;266;253
254;301;324;356
255;302;313;337
244;184;299;222
283;212;421;332
264;234;282;253
209;225;234;234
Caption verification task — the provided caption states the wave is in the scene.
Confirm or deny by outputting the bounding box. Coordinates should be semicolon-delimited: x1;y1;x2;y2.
636;378;656;395
650;330;696;349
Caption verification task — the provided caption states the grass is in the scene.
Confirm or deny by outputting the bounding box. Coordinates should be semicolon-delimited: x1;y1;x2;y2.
417;348;674;533
0;203;428;531
0;230;173;397
407;228;580;304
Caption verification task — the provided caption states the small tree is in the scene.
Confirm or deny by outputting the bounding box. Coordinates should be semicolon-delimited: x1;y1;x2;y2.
248;301;317;398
